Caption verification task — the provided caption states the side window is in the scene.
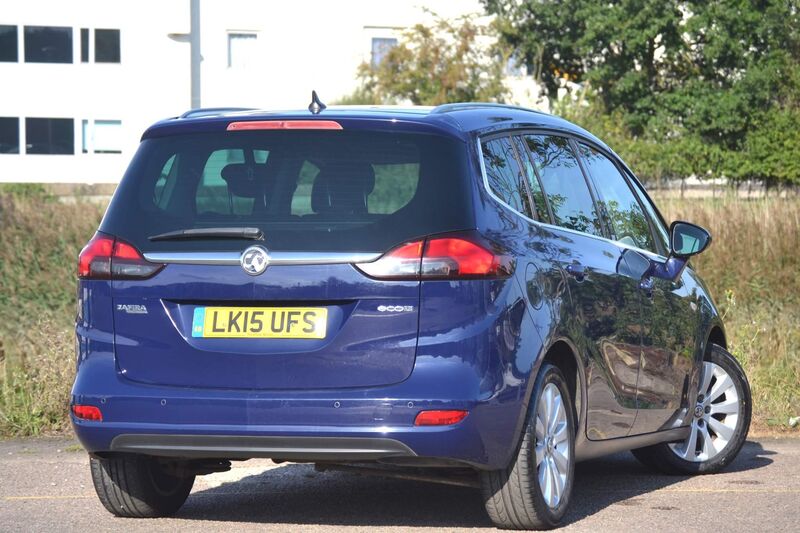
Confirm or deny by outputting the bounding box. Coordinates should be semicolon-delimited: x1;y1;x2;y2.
578;144;657;252
513;136;550;221
524;135;603;236
630;175;669;253
481;136;532;218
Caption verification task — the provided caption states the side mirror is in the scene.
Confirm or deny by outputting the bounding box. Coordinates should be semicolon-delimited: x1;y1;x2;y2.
670;221;711;258
650;221;712;283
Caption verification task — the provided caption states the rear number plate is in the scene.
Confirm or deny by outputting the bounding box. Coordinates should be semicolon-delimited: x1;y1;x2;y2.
192;307;327;339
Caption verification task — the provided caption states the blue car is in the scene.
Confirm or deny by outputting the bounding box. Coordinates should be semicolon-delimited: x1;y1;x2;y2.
73;100;751;529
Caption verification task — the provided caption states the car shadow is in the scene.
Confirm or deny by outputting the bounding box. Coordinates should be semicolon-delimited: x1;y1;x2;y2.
177;440;774;528
564;440;774;522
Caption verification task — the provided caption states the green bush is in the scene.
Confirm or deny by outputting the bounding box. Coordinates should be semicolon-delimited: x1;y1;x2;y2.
0;191;104;435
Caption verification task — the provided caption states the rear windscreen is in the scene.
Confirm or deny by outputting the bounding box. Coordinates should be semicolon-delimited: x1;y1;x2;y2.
100;130;473;252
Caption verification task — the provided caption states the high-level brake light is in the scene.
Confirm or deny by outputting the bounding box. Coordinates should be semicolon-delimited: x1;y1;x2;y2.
226;120;343;131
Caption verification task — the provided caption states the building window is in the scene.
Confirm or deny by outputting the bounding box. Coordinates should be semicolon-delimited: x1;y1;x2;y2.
371;37;397;67
0;25;18;62
95;29;120;63
26;118;74;155
24;26;73;63
227;32;257;68
0;117;19;154
82;119;122;154
80;28;89;62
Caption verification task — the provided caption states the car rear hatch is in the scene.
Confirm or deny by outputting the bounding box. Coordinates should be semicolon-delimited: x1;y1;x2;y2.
96;119;473;390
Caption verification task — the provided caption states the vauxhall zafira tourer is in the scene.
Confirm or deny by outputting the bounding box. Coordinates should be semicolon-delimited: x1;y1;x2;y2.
72;99;751;529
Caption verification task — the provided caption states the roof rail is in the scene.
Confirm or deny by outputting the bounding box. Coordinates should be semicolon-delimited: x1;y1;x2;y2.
179;107;257;119
430;102;543;115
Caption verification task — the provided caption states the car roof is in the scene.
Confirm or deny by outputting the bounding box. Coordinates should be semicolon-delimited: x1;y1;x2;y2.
141;103;610;150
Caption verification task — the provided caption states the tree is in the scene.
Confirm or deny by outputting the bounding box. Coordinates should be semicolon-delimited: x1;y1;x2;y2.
344;14;509;106
485;0;800;186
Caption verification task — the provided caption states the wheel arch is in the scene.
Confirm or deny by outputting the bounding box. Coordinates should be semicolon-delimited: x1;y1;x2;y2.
707;324;727;351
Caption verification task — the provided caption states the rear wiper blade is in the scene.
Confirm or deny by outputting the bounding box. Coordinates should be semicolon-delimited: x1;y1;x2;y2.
148;227;264;242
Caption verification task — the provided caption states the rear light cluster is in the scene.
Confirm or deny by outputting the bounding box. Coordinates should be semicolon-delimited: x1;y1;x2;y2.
78;233;164;280
356;233;513;280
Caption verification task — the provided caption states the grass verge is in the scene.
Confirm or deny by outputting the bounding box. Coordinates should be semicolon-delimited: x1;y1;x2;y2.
0;186;797;435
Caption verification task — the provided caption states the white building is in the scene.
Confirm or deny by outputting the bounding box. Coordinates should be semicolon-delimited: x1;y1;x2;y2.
0;0;543;184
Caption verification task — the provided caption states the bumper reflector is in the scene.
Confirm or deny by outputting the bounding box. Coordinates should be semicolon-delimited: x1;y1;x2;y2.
414;410;468;426
72;405;103;421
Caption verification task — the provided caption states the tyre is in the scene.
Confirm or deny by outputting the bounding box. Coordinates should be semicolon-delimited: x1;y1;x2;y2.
480;363;576;530
90;454;195;517
632;343;751;475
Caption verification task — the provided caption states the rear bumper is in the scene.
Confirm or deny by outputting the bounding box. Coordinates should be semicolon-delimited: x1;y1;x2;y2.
71;356;523;469
108;434;416;461
73;413;496;469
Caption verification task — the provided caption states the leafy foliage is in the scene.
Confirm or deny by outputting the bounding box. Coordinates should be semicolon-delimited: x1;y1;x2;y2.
485;0;800;186
343;14;508;106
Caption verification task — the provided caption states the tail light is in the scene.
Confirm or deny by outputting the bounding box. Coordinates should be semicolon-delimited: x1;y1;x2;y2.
415;410;469;426
356;233;513;280
78;233;164;280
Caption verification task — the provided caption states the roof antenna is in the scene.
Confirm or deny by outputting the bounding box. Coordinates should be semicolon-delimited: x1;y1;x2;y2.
308;90;327;115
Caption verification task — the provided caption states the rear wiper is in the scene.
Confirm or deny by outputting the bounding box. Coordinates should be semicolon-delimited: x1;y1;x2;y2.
148;227;264;242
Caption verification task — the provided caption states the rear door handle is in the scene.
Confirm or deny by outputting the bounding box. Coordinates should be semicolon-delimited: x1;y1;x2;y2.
565;263;586;281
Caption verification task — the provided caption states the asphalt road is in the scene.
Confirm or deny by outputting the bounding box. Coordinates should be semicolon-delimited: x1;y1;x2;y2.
0;437;796;532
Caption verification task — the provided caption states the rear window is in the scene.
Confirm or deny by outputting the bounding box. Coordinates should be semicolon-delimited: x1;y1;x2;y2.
101;130;473;252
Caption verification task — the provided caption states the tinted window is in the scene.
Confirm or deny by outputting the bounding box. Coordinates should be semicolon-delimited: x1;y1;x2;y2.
578;144;656;252
512;136;549;221
24;26;72;63
25;118;74;154
0;25;18;62
524;135;602;236
0;117;19;154
482;136;532;217
95;29;120;63
101;130;472;253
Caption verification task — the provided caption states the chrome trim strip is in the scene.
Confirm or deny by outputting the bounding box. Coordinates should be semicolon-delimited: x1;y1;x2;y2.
143;251;382;266
475;137;668;263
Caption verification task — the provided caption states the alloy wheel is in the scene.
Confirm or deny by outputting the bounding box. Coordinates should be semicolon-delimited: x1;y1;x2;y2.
669;361;741;462
535;382;570;508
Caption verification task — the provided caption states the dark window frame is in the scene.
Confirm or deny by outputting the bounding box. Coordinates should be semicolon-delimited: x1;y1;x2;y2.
0;25;19;62
94;28;120;63
23;25;73;63
0;116;20;154
25;117;75;155
80;28;89;62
